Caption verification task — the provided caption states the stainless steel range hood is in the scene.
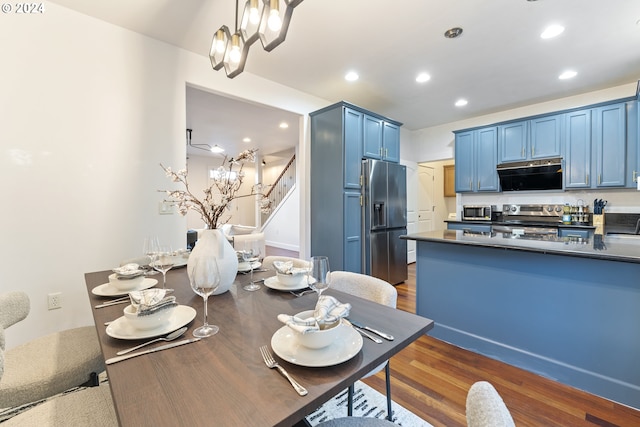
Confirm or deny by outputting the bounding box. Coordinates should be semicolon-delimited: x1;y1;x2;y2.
497;157;563;191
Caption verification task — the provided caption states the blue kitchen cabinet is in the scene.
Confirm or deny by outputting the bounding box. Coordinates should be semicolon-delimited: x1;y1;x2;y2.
499;115;562;163
455;127;499;192
382;121;400;162
362;114;383;160
362;115;400;162
530;114;562;159
447;222;492;233
344;107;364;189
593;103;626;187
565;109;592;188
498;120;528;162
343;190;362;272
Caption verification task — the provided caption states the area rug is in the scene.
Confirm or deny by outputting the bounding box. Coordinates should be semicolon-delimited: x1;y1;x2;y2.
305;381;433;426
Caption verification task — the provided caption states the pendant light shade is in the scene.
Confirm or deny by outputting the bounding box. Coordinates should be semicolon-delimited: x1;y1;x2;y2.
209;26;231;70
210;0;304;77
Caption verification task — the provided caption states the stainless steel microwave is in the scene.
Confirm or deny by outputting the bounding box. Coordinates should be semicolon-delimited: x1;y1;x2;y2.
462;205;495;221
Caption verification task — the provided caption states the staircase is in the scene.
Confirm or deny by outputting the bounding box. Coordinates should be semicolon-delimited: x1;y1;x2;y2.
261;155;296;226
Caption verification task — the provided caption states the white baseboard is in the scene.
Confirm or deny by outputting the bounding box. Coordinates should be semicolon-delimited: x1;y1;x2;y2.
265;240;299;252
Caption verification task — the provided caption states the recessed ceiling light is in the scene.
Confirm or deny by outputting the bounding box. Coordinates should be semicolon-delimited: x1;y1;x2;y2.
242;137;251;143
279;122;289;129
444;27;463;39
559;70;577;80
541;24;565;39
416;73;431;83
455;99;468;107
345;71;359;81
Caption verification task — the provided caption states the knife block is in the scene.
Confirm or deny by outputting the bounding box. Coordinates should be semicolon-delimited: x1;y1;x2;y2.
593;214;605;235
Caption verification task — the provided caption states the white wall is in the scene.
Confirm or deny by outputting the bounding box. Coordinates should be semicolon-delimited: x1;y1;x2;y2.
0;4;327;348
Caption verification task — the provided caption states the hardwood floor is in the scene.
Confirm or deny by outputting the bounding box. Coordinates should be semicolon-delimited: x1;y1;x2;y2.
265;247;640;426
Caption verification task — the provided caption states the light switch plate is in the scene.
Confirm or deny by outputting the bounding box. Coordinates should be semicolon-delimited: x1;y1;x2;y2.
159;201;174;215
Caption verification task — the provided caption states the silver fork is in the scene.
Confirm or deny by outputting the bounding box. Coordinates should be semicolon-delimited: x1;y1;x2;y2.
259;345;308;396
290;288;315;297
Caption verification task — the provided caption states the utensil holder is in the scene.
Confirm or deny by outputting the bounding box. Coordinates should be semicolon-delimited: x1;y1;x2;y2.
593;214;605;235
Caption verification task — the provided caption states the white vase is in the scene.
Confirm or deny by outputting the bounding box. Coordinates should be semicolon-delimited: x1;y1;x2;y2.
187;229;238;295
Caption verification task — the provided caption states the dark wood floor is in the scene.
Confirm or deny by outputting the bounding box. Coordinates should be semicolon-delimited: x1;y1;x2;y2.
265;247;640;426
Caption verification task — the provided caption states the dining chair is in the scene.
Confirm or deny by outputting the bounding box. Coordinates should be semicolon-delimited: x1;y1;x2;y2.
0;291;117;426
466;381;516;427
329;271;397;421
0;291;106;409
261;255;310;270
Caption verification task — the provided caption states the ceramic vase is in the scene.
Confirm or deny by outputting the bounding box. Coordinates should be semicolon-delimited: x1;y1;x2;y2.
187;229;238;295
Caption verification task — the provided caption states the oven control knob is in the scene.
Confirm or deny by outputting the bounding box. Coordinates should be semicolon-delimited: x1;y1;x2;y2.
547;206;553;212
555;206;562;213
509;205;517;212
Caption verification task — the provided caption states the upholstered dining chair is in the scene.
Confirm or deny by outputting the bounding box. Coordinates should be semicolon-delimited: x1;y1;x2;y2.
329;271;398;421
466;381;516;427
0;291;117;426
0;291;106;409
261;255;310;270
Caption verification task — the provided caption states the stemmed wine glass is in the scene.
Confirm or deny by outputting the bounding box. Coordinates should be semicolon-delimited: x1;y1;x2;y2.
189;256;220;338
142;236;160;275
308;256;331;301
152;245;174;289
241;240;262;292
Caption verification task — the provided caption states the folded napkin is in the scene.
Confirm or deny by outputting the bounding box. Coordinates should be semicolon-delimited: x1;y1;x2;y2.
129;289;177;317
277;295;351;334
112;263;144;279
273;261;308;276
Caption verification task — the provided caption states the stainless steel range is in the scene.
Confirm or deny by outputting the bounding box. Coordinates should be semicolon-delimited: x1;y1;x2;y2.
493;203;564;237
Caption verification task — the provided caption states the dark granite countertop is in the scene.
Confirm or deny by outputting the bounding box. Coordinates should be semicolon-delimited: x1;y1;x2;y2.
445;219;596;230
402;229;640;264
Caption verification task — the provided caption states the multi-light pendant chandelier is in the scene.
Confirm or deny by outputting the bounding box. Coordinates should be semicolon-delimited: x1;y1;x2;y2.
210;0;304;78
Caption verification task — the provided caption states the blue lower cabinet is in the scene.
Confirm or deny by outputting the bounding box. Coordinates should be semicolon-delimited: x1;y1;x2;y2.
447;222;491;233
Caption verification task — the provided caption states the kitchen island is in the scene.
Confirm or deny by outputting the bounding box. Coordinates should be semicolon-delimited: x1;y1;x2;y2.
403;229;640;409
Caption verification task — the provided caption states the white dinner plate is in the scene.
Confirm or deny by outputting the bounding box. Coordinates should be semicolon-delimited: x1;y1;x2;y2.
270;324;363;367
106;305;197;340
263;276;309;291
92;277;158;297
238;261;261;273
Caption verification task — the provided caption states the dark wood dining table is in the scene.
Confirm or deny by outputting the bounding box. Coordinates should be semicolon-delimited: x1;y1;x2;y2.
84;266;433;427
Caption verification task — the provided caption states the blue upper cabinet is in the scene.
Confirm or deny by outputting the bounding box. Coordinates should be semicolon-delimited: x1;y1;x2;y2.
362;114;383;159
455;127;499;192
530;114;562;159
498;121;528;162
382;121;400;162
499;115;562;163
593;103;626;187
362;114;400;162
565;109;592;188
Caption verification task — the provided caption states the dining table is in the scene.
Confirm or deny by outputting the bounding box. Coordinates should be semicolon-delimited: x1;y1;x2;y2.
84;265;434;427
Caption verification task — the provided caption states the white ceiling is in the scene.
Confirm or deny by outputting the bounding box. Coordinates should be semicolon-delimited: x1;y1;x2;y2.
50;0;640;157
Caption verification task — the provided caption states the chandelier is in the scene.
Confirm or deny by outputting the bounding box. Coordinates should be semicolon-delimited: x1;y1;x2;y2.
210;0;304;79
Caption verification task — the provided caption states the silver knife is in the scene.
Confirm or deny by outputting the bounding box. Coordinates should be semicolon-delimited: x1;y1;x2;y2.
105;338;200;364
348;319;394;341
343;319;382;344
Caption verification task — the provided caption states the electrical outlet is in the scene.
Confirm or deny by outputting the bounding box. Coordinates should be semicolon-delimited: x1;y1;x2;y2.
48;292;62;310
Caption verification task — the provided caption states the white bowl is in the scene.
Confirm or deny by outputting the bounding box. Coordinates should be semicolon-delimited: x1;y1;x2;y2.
276;271;307;287
292;310;344;349
108;273;144;291
123;304;175;330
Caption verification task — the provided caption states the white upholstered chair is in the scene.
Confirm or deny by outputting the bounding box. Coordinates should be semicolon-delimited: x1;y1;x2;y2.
329;271;397;421
0;292;116;426
466;381;516;427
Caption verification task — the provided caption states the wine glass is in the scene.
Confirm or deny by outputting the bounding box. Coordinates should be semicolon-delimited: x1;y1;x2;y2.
189;256;220;338
142;236;160;275
241;240;262;292
308;256;331;301
152;245;174;289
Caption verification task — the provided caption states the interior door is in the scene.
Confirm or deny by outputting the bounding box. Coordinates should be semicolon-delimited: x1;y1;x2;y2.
418;165;435;233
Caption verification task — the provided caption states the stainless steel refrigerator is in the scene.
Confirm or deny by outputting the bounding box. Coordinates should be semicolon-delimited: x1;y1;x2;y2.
362;159;408;285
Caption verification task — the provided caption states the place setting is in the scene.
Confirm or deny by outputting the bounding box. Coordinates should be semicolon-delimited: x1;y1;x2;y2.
91;263;158;297
263;260;312;292
264;256;364;374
